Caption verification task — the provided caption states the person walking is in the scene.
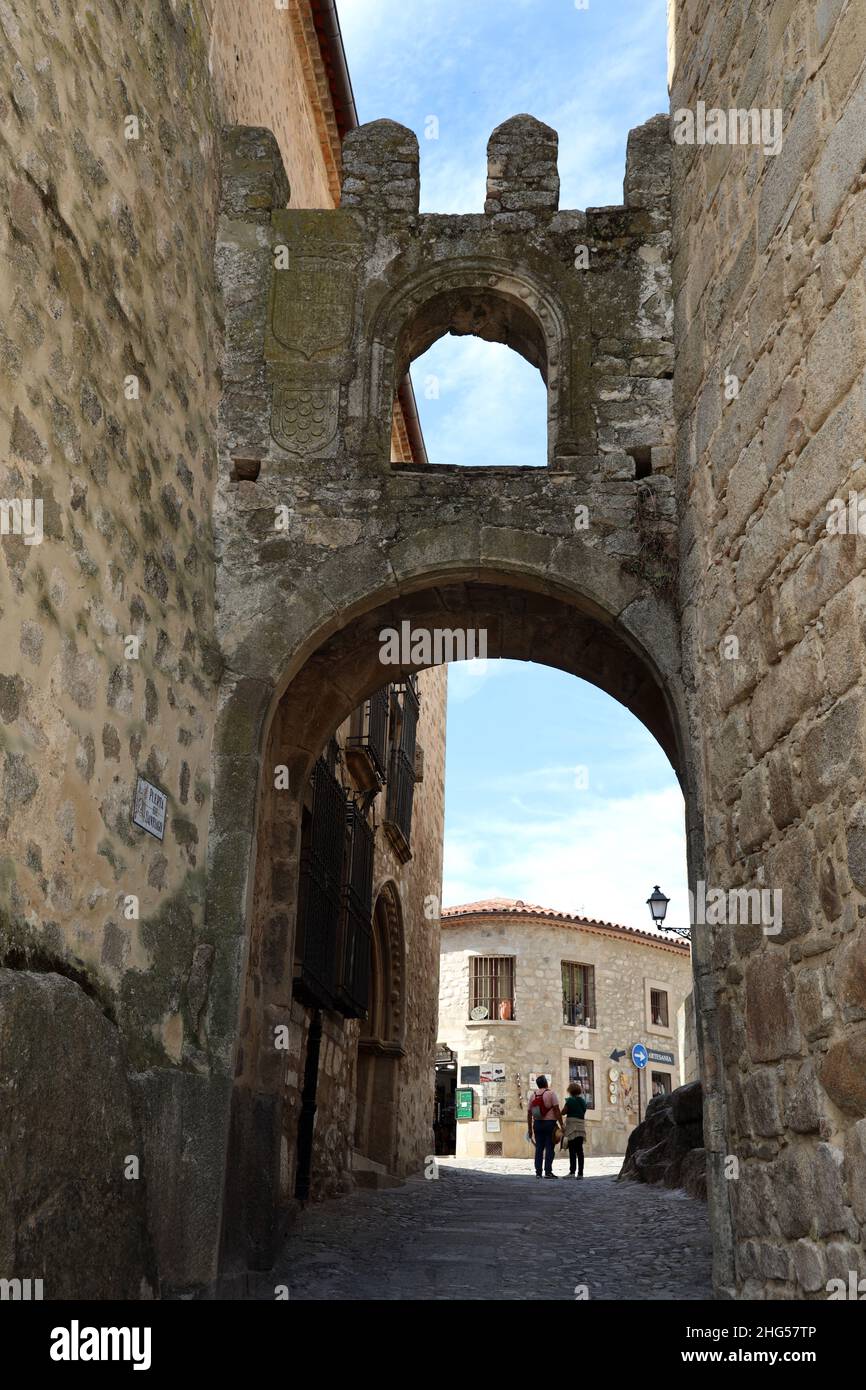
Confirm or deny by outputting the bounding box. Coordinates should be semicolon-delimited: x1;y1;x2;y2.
527;1075;564;1179
562;1081;588;1178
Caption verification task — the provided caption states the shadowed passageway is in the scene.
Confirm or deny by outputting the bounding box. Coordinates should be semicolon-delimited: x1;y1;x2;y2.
253;1158;713;1301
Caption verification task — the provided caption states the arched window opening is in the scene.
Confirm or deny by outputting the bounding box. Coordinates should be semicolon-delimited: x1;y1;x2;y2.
395;339;548;468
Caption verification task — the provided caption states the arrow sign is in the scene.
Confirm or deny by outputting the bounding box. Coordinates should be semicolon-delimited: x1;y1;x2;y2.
609;1048;627;1062
632;1043;648;1070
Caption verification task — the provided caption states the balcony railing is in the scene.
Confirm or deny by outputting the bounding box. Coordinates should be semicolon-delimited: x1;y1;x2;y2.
345;686;389;789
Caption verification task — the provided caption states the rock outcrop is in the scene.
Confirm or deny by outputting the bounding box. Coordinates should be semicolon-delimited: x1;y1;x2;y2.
618;1080;706;1199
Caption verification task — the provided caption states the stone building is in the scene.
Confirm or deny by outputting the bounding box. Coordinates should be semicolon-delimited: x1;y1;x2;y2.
436;900;693;1158
2;0;866;1303
0;0;444;1296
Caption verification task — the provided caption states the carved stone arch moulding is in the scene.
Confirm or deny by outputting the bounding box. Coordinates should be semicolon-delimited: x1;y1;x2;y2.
366;257;575;467
371;878;406;1049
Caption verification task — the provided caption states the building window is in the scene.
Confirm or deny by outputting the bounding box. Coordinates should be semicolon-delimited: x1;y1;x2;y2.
651;1071;671;1100
568;1057;595;1108
470;956;515;1021
383;676;419;862
562;962;596;1027
650;987;669;1029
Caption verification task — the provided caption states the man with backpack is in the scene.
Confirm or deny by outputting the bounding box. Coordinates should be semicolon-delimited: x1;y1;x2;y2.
526;1075;564;1179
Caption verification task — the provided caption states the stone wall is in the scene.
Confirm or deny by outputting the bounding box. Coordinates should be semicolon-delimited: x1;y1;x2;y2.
438;908;693;1157
0;0;225;1295
0;0;441;1294
278;665;447;1203
672;0;866;1296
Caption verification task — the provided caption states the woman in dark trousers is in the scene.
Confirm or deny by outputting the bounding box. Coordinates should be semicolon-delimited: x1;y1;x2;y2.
562;1081;588;1178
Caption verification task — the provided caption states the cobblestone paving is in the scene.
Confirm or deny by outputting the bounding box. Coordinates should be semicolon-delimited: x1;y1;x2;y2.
258;1156;713;1301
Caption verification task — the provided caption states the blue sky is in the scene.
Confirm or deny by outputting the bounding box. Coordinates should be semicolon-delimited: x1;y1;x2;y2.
340;0;689;934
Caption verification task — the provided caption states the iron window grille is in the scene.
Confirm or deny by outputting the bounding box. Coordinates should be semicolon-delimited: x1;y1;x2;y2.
470;956;515;1021
562;962;596;1028
650;988;669;1028
336;800;375;1019
294;756;346;1010
383;675;419;861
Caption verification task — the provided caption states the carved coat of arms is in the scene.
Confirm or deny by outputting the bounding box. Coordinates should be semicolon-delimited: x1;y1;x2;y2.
270;255;355;360
271;383;339;454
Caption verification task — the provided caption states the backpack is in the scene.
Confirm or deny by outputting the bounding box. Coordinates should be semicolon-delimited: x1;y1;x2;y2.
530;1089;553;1119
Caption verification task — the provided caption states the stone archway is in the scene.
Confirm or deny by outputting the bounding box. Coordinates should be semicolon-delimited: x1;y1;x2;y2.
211;557;726;1282
206;115;732;1293
354;882;406;1173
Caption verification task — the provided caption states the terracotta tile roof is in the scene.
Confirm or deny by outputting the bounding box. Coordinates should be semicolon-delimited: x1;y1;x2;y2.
440;898;689;951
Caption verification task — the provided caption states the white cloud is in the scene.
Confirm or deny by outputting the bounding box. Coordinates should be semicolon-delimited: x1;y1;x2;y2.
446;658;510;704
443;784;690;935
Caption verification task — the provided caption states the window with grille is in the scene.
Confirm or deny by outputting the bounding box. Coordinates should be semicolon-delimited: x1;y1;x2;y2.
469;956;515;1021
650;988;669;1028
562;962;596;1027
294;757;346;1009
383;676;419;861
336;800;375;1019
568;1057;595;1108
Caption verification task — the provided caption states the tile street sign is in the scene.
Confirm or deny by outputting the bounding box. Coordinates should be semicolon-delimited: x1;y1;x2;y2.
133;776;167;841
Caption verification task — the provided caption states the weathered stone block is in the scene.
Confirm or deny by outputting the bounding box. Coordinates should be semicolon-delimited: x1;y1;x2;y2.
793;1239;826;1293
745;951;802;1062
758;82;821;252
742;1067;784;1137
820;1032;866;1116
834;924;866;1022
797;966;836;1042
816;82;866;239
773;1146;815;1238
750;636;820;756
784;1058;823;1134
801;689;866;806
804;281;866;432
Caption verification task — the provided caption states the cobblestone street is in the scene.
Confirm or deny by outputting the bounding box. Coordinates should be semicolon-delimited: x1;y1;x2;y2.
258;1157;713;1301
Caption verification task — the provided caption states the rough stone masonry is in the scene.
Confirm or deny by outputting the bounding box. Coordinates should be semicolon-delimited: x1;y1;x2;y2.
2;0;866;1302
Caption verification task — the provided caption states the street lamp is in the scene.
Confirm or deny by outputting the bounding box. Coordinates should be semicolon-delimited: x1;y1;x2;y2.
646;885;670;925
646;885;691;939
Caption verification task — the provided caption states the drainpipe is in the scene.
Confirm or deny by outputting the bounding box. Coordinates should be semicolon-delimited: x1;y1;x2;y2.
295;1009;323;1202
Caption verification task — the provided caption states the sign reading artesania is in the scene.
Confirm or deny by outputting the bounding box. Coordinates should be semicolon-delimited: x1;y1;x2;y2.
132;776;167;841
646;1049;675;1066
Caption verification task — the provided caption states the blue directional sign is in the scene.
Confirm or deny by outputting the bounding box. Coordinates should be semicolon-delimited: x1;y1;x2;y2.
632;1043;648;1070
